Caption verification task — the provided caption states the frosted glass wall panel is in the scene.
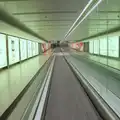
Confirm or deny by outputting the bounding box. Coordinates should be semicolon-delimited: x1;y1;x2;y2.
100;38;107;56
94;40;99;54
32;42;36;56
0;34;7;68
20;39;27;60
35;43;39;55
89;41;94;53
28;41;32;58
8;36;20;65
108;36;119;57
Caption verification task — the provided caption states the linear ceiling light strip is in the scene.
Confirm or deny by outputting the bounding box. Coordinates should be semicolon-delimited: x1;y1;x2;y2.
64;0;93;38
64;0;102;40
65;0;102;39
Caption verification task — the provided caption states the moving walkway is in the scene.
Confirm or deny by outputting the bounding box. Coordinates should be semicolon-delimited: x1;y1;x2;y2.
1;48;119;120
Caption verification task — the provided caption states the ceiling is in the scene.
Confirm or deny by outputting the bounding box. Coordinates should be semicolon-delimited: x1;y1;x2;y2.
0;0;119;42
66;0;120;41
0;0;89;41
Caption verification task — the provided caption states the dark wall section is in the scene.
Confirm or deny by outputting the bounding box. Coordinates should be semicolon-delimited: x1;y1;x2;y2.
84;42;89;52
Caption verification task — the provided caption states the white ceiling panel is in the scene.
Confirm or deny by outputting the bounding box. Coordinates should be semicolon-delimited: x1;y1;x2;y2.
3;0;120;42
0;0;89;41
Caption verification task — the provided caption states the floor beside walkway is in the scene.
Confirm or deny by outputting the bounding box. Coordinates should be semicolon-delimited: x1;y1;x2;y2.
66;50;120;118
0;54;51;116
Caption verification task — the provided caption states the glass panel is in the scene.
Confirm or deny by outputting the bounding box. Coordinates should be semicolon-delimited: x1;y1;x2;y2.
93;39;99;54
108;36;119;57
28;41;32;58
0;34;7;68
20;39;27;61
89;41;93;53
32;42;36;56
35;43;39;55
100;37;107;56
8;36;19;65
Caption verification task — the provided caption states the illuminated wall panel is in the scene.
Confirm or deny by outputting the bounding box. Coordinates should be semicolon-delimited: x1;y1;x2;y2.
32;42;36;56
100;38;107;56
28;40;32;58
74;42;84;51
108;36;119;57
35;43;39;55
0;34;7;68
20;39;27;60
79;42;84;51
89;41;94;53
8;36;20;65
94;40;99;54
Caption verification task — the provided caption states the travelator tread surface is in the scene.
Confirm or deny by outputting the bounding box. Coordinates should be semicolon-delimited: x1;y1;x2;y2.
44;53;103;120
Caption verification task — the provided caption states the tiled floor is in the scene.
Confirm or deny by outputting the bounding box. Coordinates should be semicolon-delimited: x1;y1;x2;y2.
0;53;51;116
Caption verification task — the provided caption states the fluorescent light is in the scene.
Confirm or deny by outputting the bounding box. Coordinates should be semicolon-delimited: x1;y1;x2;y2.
64;0;102;40
64;0;93;38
